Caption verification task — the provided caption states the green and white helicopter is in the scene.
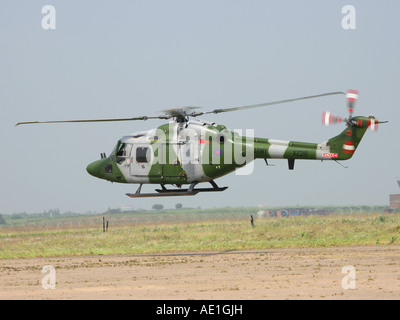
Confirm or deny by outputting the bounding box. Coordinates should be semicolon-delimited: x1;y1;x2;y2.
16;90;386;198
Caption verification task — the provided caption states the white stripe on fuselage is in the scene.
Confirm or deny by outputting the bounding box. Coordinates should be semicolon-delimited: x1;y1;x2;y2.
268;139;289;158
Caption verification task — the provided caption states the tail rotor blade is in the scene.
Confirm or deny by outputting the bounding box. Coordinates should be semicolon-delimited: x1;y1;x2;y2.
368;118;378;131
346;89;359;115
322;111;342;126
368;118;389;131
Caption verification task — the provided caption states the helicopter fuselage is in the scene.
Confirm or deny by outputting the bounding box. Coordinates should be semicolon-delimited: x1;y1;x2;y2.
85;116;372;188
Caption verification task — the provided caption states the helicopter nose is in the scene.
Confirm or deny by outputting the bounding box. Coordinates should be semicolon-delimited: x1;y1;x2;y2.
86;160;103;178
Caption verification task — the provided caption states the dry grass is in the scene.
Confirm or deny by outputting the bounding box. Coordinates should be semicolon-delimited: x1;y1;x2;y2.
1;213;399;259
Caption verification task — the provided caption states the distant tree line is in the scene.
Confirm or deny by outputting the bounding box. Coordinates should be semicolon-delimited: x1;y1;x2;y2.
151;204;183;210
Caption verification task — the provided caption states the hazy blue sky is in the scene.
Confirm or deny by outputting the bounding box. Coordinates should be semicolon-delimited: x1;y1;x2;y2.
1;1;399;214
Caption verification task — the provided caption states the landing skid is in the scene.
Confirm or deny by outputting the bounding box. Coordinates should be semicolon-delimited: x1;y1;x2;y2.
126;181;228;198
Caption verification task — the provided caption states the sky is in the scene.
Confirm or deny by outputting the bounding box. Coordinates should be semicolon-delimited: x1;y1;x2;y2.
1;0;399;214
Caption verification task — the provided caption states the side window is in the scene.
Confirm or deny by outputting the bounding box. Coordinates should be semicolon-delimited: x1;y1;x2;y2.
136;147;149;163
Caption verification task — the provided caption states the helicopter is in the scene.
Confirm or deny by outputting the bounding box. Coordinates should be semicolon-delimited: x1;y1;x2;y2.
16;89;387;198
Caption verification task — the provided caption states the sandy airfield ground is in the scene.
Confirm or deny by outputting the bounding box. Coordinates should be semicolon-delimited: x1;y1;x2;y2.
0;245;399;300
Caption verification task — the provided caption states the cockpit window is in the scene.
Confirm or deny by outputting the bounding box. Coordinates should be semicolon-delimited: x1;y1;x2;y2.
117;143;127;157
112;142;132;164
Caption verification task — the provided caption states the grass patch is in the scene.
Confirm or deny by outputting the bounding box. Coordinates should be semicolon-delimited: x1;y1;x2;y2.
1;213;400;259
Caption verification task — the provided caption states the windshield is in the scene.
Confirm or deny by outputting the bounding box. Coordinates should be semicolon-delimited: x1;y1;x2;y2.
109;142;119;160
117;143;127;157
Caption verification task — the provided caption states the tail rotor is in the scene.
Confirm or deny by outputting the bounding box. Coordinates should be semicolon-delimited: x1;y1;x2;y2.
322;89;387;132
324;89;388;160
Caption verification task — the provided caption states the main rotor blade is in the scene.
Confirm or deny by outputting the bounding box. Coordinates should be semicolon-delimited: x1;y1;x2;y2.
15;91;346;126
15;115;169;126
204;91;345;115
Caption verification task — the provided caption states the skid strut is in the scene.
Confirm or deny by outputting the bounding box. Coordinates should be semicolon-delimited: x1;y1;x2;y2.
126;181;228;198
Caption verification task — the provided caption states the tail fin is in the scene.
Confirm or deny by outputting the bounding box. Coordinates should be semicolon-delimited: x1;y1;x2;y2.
328;116;373;160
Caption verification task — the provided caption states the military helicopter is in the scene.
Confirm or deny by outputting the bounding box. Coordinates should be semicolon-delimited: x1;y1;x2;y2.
16;90;387;198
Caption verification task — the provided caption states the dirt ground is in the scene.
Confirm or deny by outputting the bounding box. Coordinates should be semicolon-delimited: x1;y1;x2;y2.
0;245;399;300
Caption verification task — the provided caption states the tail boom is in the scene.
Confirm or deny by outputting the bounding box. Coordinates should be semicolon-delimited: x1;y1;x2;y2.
253;115;372;163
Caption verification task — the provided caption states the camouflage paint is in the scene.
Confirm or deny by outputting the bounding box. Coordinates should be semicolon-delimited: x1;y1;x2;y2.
86;116;374;186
